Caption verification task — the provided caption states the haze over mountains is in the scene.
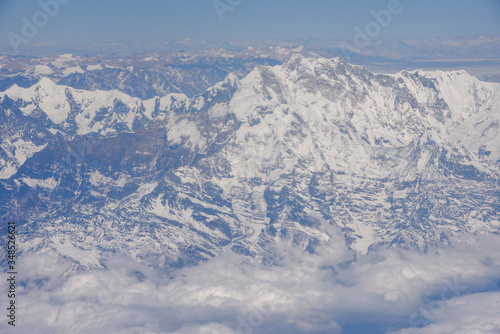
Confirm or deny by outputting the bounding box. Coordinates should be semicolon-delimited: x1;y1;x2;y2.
2;36;500;81
1;52;500;333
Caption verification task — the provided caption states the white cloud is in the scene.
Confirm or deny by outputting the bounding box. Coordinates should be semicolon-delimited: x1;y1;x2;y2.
2;234;500;333
392;291;500;334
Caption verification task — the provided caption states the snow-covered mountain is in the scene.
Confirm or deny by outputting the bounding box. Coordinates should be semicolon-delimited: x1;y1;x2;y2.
1;55;499;268
0;76;194;180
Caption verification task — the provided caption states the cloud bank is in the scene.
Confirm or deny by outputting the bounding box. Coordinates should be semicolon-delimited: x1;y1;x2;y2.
2;233;500;334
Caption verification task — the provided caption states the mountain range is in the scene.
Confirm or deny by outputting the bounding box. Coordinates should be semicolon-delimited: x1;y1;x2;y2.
1;54;499;269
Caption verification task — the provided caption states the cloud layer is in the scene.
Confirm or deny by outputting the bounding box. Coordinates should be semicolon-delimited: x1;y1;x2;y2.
2;233;500;334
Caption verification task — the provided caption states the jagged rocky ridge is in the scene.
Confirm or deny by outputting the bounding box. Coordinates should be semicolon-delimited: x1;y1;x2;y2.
1;55;499;267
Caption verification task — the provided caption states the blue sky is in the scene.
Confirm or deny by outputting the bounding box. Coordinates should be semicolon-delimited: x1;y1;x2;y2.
0;0;499;45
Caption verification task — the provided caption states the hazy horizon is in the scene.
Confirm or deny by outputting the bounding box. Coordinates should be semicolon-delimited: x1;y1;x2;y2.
1;0;499;47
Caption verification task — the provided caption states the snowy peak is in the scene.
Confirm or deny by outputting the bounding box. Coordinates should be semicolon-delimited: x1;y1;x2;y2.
1;78;160;136
4;77;71;124
398;68;494;125
229;56;500;150
284;54;351;73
